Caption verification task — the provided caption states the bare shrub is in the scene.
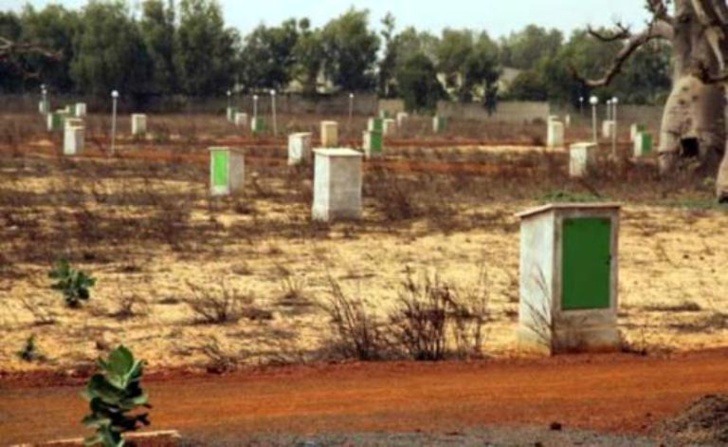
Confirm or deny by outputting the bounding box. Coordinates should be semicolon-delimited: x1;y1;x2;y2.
19;295;57;326
389;268;490;361
200;337;244;374
322;274;389;361
110;294;149;320
184;279;256;324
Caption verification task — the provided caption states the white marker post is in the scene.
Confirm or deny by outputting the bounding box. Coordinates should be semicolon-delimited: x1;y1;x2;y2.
253;94;258;121
111;90;119;155
41;84;48;116
611;97;618;158
271;89;277;137
348;93;354;129
590;96;599;143
227;90;231;119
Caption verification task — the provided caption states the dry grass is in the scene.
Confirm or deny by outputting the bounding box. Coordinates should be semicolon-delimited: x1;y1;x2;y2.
0;111;726;372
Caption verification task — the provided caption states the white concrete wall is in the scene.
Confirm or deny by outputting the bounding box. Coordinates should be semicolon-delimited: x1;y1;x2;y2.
312;149;363;221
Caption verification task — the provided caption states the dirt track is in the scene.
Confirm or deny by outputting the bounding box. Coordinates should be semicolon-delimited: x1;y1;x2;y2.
2;349;727;445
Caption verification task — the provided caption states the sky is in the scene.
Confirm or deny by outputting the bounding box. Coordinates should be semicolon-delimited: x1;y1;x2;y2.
1;0;651;38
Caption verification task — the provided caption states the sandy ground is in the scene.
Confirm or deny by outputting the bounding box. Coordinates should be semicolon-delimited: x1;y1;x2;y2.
1;160;727;373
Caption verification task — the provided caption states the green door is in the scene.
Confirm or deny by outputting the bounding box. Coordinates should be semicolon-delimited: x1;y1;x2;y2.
212;151;229;188
373;118;383;132
562;218;611;310
371;131;383;153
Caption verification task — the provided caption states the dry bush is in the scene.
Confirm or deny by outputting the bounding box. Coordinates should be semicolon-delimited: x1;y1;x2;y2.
322;274;389;361
110;294;149;320
199;336;244;374
389;269;490;361
184;279;257;324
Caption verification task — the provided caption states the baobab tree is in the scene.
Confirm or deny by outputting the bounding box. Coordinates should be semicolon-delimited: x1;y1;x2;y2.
575;0;728;202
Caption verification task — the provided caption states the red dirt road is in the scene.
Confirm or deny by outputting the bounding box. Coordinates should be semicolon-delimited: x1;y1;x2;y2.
2;349;728;445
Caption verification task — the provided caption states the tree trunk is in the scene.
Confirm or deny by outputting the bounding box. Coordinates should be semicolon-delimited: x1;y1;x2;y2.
658;0;727;189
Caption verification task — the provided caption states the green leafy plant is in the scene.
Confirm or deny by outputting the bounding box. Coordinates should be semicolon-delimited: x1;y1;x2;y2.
82;345;151;447
49;259;97;308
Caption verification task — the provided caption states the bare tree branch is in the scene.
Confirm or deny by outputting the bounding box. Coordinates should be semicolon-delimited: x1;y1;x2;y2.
0;36;62;62
570;26;665;87
647;0;675;24
588;23;632;42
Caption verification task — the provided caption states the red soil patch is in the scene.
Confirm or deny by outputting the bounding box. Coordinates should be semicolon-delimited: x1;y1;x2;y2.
2;349;727;445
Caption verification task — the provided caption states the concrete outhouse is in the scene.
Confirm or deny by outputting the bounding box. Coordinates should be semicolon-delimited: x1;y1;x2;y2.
312;148;363;221
209;147;245;196
547;120;565;148
320;121;339;147
235;112;248;128
131;114;147;136
517;203;621;354
633;132;654;157
569;142;597;178
288;132;313;165
433;115;446;133
363;130;383;158
630;124;645;142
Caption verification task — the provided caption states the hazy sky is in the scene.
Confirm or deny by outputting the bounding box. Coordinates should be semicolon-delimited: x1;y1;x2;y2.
1;0;651;38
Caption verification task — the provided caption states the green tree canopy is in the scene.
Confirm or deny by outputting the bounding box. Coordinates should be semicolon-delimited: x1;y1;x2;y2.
321;8;380;92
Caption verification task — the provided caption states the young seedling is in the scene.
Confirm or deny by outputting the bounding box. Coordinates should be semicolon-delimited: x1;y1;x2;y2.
17;335;45;362
49;259;96;308
82;345;151;447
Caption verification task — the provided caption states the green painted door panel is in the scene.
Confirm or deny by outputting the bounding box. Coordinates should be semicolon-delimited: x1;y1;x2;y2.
372;131;383;152
373;118;383;132
212;151;229;187
562;217;611;310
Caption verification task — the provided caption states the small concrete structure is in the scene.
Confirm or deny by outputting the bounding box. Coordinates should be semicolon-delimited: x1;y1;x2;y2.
235;112;248;129
64;124;84;156
64;118;83;131
569;142;597;178
547;120;565;148
564;114;571;128
131;114;147;136
602;120;615;139
227;107;238;123
363;130;383;158
396;112;409;127
633;132;654;157
209;147;245;196
517;203;621;354
38;100;49;115
383;118;396;135
47;110;69;132
379;110;390;119
251;117;265;133
630;124;645;142
288;132;313;165
75;103;87;117
433;115;446;133
320;121;339;147
367;117;383;132
312;148;363;221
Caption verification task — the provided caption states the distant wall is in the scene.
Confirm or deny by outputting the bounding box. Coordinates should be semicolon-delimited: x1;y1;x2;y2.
0;93;379;116
551;104;665;133
437;101;550;123
378;99;405;114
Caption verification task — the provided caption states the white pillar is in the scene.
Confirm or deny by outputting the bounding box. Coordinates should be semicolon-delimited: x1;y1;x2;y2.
312;148;363;221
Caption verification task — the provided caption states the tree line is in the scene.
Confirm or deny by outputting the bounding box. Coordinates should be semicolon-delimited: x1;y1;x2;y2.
0;0;672;112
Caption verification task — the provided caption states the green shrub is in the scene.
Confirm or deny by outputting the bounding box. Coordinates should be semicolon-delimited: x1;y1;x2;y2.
49;259;96;308
82;345;150;447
